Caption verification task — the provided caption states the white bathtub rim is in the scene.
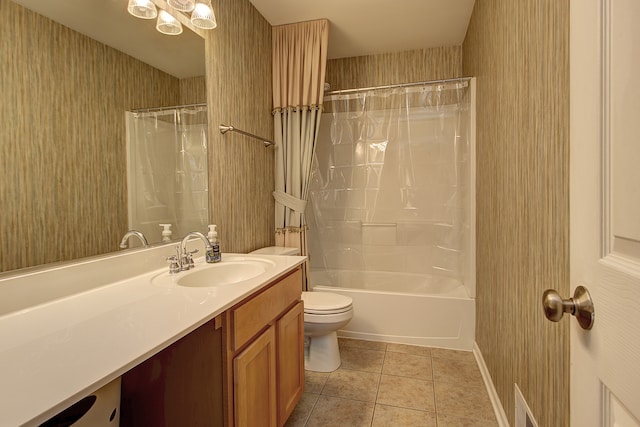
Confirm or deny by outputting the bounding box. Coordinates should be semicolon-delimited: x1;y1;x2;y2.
310;269;469;298
312;284;471;300
338;330;474;351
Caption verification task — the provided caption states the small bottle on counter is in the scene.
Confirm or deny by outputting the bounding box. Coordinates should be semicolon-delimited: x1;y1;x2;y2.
207;224;222;263
159;224;173;242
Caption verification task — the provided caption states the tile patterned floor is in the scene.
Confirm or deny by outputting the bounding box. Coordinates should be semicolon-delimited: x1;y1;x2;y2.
285;338;499;427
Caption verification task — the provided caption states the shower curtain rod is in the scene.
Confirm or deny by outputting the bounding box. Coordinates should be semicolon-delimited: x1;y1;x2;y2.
324;76;472;96
219;125;275;147
130;102;207;113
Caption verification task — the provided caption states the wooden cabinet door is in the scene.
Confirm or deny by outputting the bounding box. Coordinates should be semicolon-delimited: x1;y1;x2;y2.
276;301;304;427
233;325;277;427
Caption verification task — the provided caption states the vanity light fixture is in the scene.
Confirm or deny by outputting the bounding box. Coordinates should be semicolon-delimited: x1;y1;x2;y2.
156;9;183;35
191;0;217;29
167;0;195;12
128;0;217;35
127;0;158;19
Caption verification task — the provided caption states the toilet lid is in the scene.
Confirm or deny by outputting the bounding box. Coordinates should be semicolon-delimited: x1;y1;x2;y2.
302;291;353;314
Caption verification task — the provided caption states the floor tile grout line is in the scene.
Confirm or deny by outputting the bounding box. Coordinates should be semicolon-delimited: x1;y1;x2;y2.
374;401;439;414
318;371;328;395
300;371;327;426
369;404;377;427
301;393;320;427
430;347;440;424
312;389;440;418
314;393;378;406
369;348;387;426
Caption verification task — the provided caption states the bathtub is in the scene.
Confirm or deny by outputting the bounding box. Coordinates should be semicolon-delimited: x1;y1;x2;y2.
310;270;475;351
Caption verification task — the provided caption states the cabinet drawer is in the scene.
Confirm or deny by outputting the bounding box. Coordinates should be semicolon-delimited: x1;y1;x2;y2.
231;268;301;351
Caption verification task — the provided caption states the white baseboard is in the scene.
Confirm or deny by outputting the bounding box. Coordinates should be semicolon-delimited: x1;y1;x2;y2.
473;342;510;427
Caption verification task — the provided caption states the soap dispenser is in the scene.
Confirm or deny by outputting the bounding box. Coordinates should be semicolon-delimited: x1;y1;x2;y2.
159;224;173;242
207;224;222;263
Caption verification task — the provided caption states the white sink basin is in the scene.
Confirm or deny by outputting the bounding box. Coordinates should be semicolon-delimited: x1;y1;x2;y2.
152;257;277;288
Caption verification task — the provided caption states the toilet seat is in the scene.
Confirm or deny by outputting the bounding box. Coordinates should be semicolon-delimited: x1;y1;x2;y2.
302;291;353;315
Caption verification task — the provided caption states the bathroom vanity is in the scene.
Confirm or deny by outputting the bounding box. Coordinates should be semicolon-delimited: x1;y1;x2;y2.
0;245;305;426
120;267;304;427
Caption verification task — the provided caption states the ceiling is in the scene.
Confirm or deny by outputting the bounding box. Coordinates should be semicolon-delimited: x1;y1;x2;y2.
249;0;476;60
12;0;475;77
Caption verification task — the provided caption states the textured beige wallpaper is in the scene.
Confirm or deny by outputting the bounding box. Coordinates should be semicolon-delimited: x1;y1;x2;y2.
463;1;570;425
180;76;207;105
204;0;275;253
325;46;463;91
0;0;180;272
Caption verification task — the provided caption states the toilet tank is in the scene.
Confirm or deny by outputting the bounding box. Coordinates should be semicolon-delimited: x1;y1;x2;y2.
250;246;300;256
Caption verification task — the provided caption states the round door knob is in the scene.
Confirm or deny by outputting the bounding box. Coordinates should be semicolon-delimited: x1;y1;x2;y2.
542;285;595;330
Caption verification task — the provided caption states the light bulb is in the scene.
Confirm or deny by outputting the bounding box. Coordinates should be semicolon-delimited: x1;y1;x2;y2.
191;1;217;29
156;10;183;35
127;0;158;19
167;0;195;12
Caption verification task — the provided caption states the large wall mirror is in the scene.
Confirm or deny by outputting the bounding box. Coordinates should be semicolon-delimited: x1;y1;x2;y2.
0;0;207;273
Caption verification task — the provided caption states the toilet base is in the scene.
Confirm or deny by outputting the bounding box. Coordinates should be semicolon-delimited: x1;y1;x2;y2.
304;331;341;372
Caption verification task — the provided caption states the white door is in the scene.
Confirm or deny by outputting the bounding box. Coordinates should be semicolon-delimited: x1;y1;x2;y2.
570;0;640;425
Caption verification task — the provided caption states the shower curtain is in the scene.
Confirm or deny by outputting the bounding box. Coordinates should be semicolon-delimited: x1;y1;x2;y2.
125;105;209;245
272;19;328;288
307;80;474;289
272;19;328;230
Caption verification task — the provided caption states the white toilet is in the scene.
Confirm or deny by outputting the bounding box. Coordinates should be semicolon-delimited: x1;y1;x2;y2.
250;246;354;372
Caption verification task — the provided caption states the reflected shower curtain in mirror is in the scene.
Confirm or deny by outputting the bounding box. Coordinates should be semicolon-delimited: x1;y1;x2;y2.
125;105;208;245
272;19;328;286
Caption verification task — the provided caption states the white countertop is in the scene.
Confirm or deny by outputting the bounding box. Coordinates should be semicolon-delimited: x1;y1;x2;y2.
0;252;305;426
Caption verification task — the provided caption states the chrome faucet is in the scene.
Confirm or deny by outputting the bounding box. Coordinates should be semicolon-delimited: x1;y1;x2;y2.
119;230;149;249
180;231;214;269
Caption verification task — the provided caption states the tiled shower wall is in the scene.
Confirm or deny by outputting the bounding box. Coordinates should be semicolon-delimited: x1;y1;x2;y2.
316;49;469;288
319;49;469;277
463;1;570;425
308;88;473;288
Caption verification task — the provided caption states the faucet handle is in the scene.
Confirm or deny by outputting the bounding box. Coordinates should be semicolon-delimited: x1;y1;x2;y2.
166;255;180;274
180;251;190;271
186;251;196;269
